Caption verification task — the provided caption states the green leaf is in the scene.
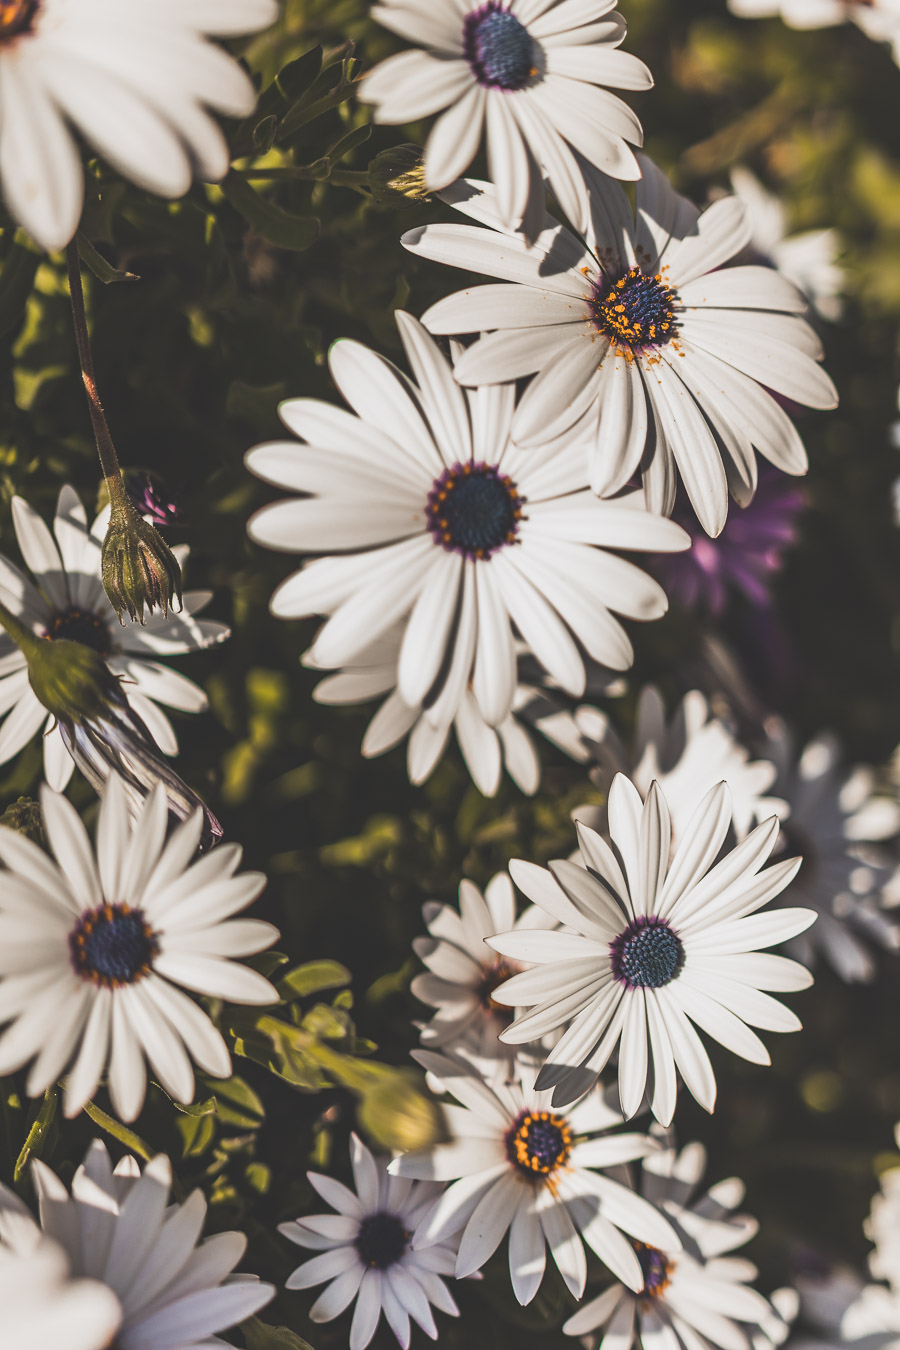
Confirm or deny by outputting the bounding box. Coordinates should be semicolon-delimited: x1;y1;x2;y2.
170;1094;217;1117
325;123;372;166
242;1317;314;1350
252;115;278;155
278;960;351;1001
276;46;324;102
0;240;39;340
200;1074;265;1130
14;1088;57;1182
220;172;318;252
83;1100;153;1162
76;234;138;284
177;1110;216;1159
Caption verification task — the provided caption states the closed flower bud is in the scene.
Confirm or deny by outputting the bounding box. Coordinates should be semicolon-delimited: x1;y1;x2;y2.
0;796;44;847
26;637;121;729
368;145;430;205
102;484;183;625
357;1068;447;1154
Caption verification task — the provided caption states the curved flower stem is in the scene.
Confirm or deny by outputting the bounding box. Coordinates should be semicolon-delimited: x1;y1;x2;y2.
65;240;127;504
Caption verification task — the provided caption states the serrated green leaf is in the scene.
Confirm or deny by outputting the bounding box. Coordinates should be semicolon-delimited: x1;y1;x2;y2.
220;172;318;252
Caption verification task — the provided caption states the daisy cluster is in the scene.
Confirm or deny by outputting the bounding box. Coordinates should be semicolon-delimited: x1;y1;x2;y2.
0;1;896;1349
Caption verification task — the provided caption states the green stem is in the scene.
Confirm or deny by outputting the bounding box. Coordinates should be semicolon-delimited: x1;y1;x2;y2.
238;166;370;187
65;240;124;489
0;595;42;662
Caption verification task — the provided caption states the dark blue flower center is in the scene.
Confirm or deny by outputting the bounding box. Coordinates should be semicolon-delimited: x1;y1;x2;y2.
69;904;158;988
426;461;525;560
356;1212;409;1269
589;267;678;351
506;1109;572;1176
44;606;111;656
634;1242;673;1299
610;916;684;989
463;3;536;90
0;0;38;42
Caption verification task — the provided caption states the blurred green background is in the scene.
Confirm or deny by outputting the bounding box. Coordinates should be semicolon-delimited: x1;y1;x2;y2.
0;0;899;1343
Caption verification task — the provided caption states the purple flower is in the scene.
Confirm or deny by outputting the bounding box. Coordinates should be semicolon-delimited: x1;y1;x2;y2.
653;467;806;615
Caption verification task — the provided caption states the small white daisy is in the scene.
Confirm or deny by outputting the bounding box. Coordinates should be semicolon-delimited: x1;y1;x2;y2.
729;167;843;323
0;1139;275;1350
0;0;279;252
764;720;900;982
412;871;557;1078
279;1132;460;1350
247;311;687;729
403;159;837;535
489;774;815;1120
0;486;229;792
563;1138;795;1350
0;1200;121;1350
727;0;900;66
574;685;783;846
390;1050;679;1304
0;774;278;1121
360;0;651;235
307;629;589;798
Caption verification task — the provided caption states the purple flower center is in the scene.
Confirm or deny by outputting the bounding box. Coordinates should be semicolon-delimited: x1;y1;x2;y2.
426;461;525;561
356;1212;409;1269
610;915;684;989
589;267;678;352
69;904;158;988
44;605;112;656
505;1109;572;1176
463;3;536;90
0;0;38;42
634;1242;673;1299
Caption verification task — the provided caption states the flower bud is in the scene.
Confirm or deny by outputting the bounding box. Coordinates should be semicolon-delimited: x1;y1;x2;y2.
0;796;44;847
357;1068;447;1154
101;486;183;625
27;638;121;728
368;145;430;205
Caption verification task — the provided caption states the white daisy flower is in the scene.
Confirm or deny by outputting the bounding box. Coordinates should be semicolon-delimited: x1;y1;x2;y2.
360;0;652;236
246;311;688;729
278;1131;460;1350
0;486;229;792
0;1197;121;1350
307;629;589;797
403;159;838;536
488;774;815;1120
412;871;557;1078
727;0;900;67
563;1138;795;1350
389;1050;679;1304
574;685;784;846
865;1123;900;1296
0;775;278;1121
764;721;900;982
0;1139;275;1349
0;0;279;252
728;167;843;323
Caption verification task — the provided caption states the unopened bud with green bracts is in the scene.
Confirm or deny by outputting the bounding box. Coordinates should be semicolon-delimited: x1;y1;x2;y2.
101;475;183;625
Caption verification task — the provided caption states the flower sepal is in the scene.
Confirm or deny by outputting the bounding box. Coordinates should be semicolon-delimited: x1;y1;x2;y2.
102;480;183;625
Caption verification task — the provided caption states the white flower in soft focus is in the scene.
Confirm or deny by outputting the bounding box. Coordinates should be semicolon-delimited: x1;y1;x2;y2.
360;0;651;236
0;486;229;792
764;720;900;982
0;775;279;1121
727;0;900;66
0;1191;122;1350
729;167;843;322
278;1132;460;1350
306;629;592;798
866;1123;900;1296
563;1138;796;1350
411;871;557;1079
246;311;688;730
390;1051;679;1304
0;1139;274;1349
404;159;837;537
574;685;784;846
489;775;815;1120
0;0;279;251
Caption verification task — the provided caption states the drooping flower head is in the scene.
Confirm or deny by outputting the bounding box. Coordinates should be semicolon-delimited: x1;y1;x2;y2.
404;158;837;536
489;774;815;1121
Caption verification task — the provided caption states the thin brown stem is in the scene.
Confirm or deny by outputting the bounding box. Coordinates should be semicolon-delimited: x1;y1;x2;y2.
65;240;124;487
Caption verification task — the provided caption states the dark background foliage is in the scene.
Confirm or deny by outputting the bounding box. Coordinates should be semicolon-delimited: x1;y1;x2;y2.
0;0;899;1344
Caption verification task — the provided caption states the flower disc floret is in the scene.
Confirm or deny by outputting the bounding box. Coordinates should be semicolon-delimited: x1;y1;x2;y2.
505;1108;572;1177
463;3;536;89
634;1242;673;1299
356;1212;411;1269
68;903;158;988
0;0;36;42
43;606;111;655
426;461;525;560
589;267;678;353
610;915;684;989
